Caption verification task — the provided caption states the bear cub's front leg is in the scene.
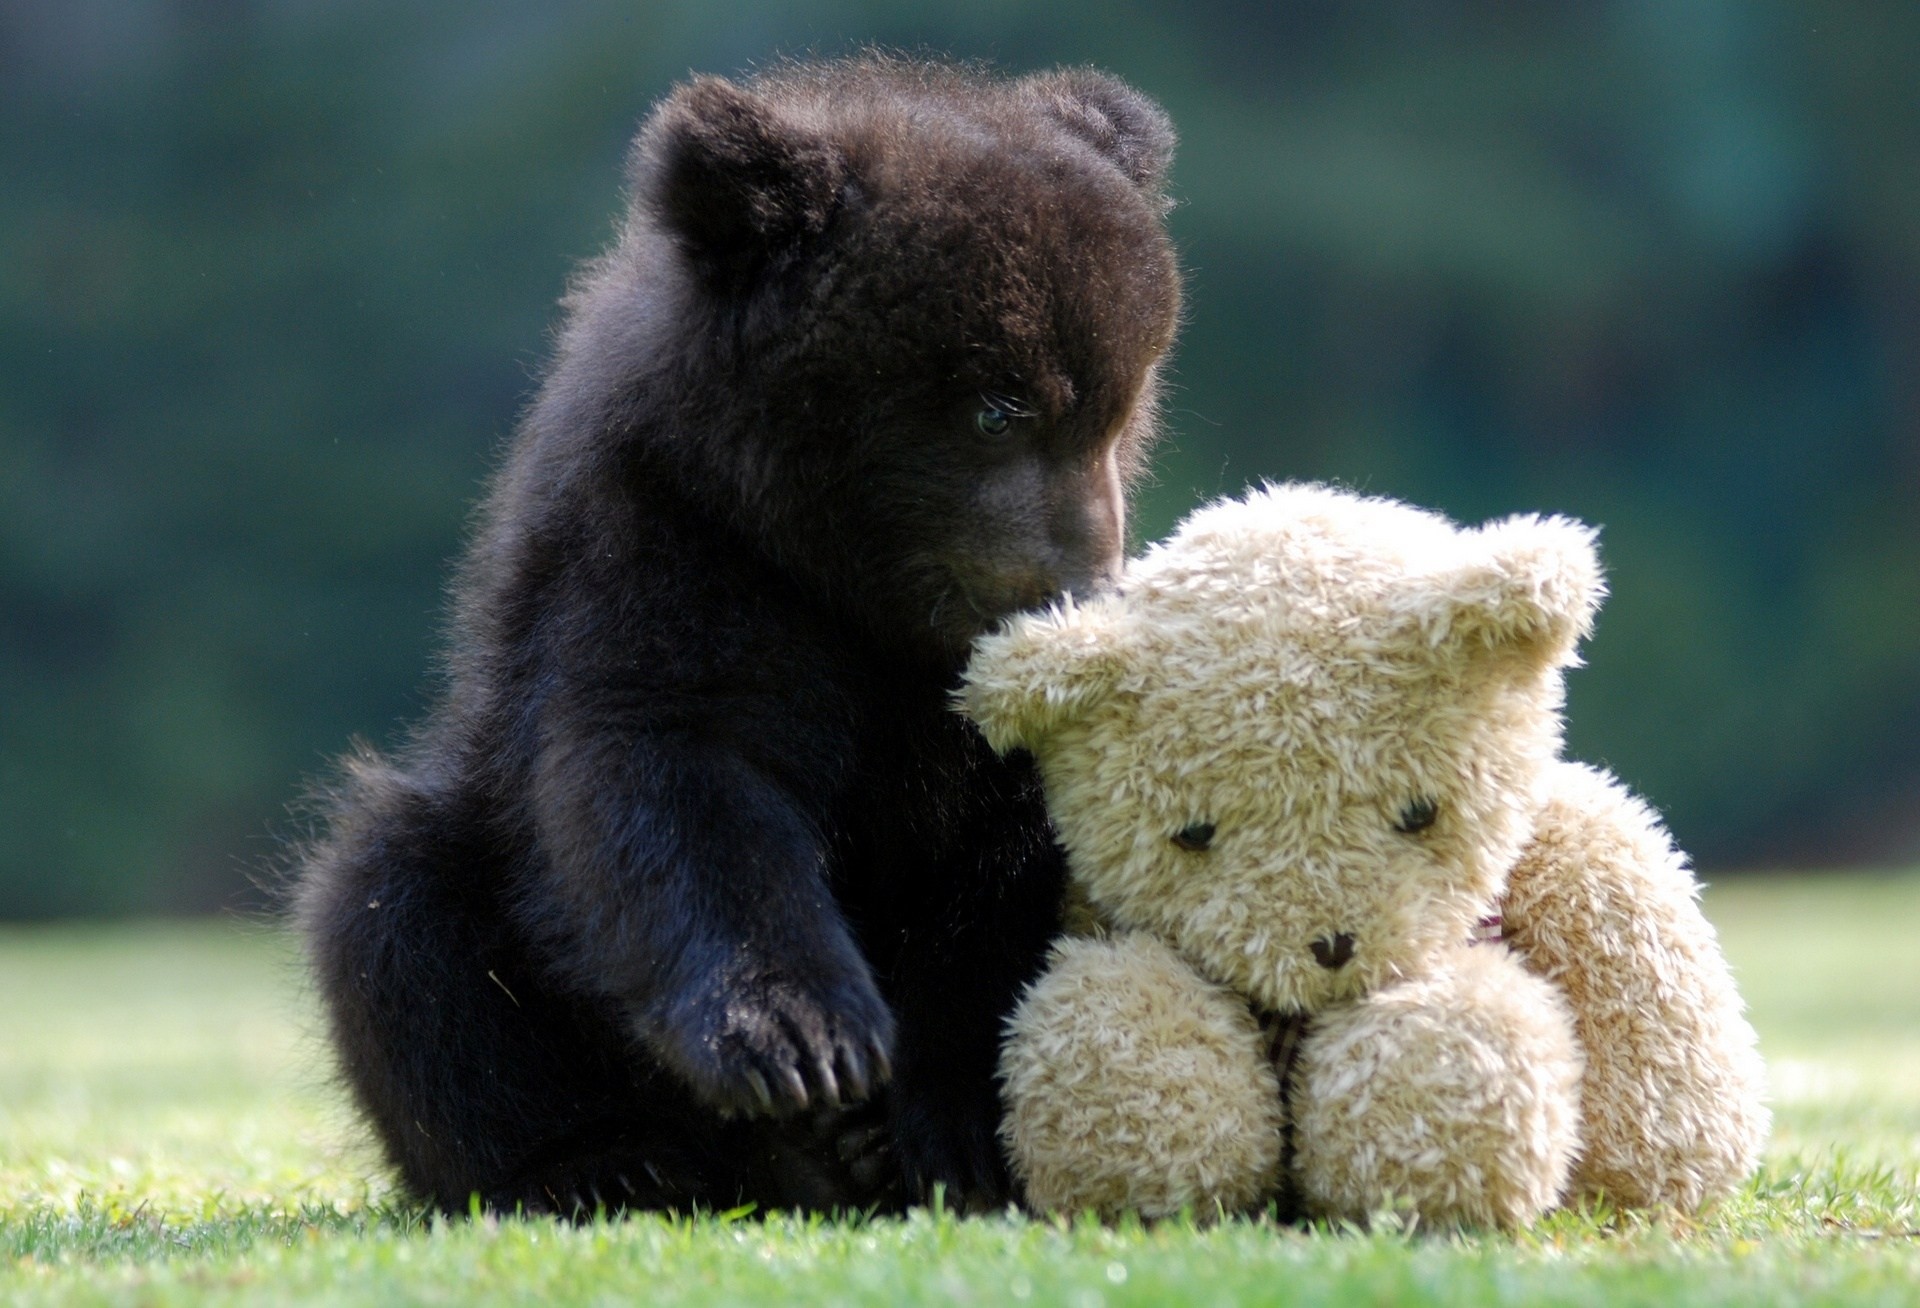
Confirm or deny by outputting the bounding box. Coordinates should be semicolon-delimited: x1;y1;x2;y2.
525;715;895;1121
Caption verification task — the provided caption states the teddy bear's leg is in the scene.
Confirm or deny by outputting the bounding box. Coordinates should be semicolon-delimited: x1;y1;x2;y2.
999;932;1284;1219
1502;761;1769;1211
1291;944;1582;1230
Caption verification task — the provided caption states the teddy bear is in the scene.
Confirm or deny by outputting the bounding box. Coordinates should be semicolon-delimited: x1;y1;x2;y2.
959;482;1768;1226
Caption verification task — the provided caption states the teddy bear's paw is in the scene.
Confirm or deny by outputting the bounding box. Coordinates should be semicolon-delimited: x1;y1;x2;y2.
1505;760;1770;1210
1292;946;1581;1230
1563;1022;1769;1213
1000;933;1284;1220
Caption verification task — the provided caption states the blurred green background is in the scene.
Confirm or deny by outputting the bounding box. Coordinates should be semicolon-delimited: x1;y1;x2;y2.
2;1;1915;918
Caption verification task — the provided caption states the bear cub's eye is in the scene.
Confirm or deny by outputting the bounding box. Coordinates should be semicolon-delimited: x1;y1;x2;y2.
974;390;1035;439
1171;821;1216;852
1394;798;1440;834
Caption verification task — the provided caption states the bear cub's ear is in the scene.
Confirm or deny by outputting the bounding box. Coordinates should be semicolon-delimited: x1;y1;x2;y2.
632;76;848;284
958;597;1130;755
1025;68;1176;197
1417;514;1605;669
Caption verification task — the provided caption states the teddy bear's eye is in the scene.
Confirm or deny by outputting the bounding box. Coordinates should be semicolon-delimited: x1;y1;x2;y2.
1170;821;1216;852
1394;798;1439;834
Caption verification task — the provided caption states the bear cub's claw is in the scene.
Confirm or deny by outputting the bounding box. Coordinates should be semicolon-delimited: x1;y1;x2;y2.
653;961;897;1120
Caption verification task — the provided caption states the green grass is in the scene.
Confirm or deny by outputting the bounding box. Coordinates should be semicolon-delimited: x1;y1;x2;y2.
3;874;1918;1306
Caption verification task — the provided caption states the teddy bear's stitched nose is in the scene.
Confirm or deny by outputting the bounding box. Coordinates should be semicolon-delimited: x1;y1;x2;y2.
1311;932;1356;969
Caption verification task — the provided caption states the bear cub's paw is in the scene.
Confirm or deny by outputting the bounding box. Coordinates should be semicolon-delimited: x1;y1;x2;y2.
643;947;897;1119
889;1075;1013;1213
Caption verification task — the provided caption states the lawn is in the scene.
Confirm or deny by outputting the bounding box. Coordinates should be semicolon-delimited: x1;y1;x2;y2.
2;872;1917;1306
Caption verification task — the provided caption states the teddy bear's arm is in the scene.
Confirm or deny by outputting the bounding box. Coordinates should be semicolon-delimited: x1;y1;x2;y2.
999;932;1284;1219
1501;760;1769;1211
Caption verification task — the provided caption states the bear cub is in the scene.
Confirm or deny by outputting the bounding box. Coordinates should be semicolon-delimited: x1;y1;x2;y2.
294;56;1182;1216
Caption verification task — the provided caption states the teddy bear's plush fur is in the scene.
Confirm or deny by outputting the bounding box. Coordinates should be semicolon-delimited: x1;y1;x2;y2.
961;482;1767;1225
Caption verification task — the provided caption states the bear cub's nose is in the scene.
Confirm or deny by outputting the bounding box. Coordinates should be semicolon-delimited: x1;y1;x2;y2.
1311;932;1356;969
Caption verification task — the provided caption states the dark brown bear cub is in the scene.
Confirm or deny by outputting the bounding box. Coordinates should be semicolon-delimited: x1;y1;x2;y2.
295;56;1181;1216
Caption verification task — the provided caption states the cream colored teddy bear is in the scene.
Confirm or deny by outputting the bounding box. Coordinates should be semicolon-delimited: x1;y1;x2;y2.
960;483;1768;1227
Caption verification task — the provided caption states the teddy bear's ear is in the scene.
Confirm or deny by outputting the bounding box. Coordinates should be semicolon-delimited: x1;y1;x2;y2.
957;597;1130;754
1416;514;1605;668
632;76;848;288
1024;69;1176;198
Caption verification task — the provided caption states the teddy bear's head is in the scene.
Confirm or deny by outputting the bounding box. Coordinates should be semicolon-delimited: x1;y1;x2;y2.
962;483;1602;1016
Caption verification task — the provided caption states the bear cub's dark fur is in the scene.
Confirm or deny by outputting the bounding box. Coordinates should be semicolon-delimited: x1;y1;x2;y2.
295;56;1181;1216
